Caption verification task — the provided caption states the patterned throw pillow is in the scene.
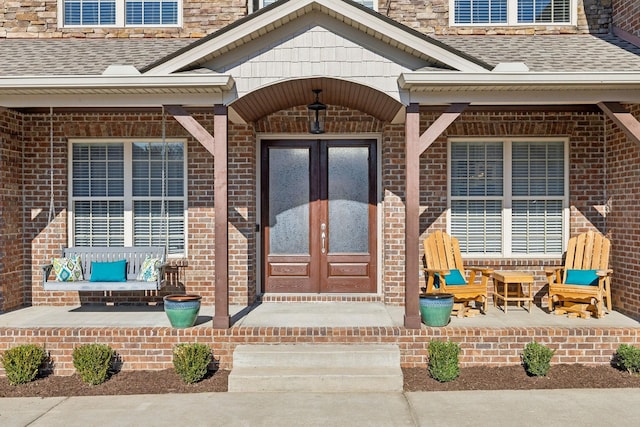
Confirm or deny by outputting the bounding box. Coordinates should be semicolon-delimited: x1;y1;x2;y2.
52;256;84;282
137;256;161;282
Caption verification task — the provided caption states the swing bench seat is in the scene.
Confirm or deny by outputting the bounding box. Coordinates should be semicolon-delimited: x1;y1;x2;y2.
42;246;167;292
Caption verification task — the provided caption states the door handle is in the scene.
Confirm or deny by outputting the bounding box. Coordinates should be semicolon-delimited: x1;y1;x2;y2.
321;223;326;254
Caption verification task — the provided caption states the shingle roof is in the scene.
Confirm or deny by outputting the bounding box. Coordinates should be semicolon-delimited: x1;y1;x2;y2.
0;34;639;77
0;38;192;76
431;34;640;72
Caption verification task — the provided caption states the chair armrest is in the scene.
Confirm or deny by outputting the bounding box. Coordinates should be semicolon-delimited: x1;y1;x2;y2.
596;269;613;277
423;268;450;275
41;264;53;285
466;266;493;275
544;266;563;275
544;266;564;286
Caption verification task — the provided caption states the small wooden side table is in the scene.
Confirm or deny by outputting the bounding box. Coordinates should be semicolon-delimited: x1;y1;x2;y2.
492;271;534;314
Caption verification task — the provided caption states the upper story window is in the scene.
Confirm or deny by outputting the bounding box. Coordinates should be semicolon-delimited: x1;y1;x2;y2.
252;1;377;13
61;0;181;27
451;0;574;26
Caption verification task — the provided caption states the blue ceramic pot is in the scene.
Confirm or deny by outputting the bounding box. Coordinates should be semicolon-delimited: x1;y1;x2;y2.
164;294;202;328
419;293;454;327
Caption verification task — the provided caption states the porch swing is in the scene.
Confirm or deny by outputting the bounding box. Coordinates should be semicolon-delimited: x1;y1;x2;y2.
42;107;168;292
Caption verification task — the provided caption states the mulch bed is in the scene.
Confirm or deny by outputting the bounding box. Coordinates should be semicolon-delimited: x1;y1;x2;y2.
1;365;639;397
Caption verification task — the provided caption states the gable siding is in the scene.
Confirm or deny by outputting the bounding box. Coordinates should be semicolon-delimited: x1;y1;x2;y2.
209;20;428;99
0;1;613;39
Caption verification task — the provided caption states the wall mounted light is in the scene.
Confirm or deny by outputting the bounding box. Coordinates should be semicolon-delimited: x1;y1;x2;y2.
307;89;326;134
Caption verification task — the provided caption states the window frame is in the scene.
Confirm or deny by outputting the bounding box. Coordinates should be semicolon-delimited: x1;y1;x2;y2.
449;0;577;27
447;137;570;259
68;138;189;258
58;0;183;28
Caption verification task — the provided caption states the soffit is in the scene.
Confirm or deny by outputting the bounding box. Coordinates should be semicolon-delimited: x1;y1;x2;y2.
230;77;402;123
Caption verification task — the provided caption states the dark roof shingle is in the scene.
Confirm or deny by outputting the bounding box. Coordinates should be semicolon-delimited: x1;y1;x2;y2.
0;38;192;76
431;34;640;72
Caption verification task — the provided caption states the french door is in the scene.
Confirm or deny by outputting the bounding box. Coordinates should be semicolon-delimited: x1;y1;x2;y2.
261;139;377;293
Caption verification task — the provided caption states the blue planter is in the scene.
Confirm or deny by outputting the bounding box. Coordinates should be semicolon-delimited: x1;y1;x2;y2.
419;293;454;327
164;294;202;328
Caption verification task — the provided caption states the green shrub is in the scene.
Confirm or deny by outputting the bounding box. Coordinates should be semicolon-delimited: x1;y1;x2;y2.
428;341;460;382
1;344;47;385
614;344;640;375
173;343;212;384
72;344;115;385
522;341;555;376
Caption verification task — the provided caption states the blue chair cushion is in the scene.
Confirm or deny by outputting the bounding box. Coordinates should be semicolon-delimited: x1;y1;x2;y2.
435;269;467;288
90;259;127;282
565;269;599;286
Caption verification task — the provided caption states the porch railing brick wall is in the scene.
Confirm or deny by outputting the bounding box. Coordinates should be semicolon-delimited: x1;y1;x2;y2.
0;0;613;39
1;325;638;375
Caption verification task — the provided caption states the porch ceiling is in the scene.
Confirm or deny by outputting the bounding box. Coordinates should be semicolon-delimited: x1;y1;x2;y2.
230;77;403;123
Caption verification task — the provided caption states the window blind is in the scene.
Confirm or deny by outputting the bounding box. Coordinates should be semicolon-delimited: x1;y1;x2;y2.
64;0;116;25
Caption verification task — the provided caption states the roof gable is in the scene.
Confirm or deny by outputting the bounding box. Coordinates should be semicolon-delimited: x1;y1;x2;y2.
142;0;490;77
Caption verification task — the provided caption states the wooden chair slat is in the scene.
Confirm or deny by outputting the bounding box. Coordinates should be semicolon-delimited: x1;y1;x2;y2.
547;231;613;318
423;231;492;316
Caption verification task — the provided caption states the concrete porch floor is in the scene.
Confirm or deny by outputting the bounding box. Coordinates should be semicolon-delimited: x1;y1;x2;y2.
0;302;638;329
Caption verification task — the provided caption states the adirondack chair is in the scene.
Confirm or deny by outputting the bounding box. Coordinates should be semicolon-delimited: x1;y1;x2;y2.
422;231;493;317
545;230;613;319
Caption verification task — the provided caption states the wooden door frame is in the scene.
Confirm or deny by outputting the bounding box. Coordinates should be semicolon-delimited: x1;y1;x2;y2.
255;134;382;296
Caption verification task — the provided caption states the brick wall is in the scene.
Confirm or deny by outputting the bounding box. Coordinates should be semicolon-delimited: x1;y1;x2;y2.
7;107;626;314
0;109;25;312
20;111;232;307
1;324;638;375
0;0;613;39
604;104;640;320
613;0;640;37
410;109;608;306
385;0;611;35
0;0;247;39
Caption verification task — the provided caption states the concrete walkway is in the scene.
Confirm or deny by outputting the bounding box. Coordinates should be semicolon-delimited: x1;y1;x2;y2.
1;388;639;427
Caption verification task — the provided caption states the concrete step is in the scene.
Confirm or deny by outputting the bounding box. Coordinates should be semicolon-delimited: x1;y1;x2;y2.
228;344;403;392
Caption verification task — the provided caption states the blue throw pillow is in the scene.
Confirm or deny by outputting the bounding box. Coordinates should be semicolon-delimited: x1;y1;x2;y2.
90;259;127;282
435;269;467;287
565;269;599;286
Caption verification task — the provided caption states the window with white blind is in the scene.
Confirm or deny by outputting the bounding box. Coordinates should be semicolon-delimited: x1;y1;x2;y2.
449;139;568;256
450;0;574;25
71;140;187;256
60;0;181;26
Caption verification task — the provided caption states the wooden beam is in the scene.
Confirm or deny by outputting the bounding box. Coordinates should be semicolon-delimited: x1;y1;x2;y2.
212;105;230;329
404;103;422;329
405;103;467;329
164;104;216;156
598;102;640;146
418;103;468;154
